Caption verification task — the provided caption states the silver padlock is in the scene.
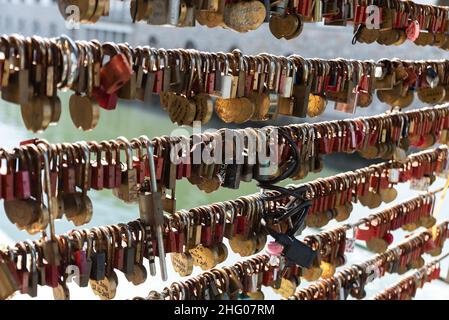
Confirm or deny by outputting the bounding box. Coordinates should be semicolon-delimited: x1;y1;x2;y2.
213;54;234;99
281;59;295;98
138;135;167;281
167;0;180;25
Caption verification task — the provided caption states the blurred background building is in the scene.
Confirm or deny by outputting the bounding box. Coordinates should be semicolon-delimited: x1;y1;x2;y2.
0;0;447;300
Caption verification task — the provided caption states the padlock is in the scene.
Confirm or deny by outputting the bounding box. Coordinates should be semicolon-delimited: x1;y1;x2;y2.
102;141;116;189
90;143;104;191
119;224;136;275
1;151;15;201
0;253;19;300
138;135;167;280
148;0;169;24
14;145;31;201
116;44;137;100
212;54;234;99
426;65;439;89
270;231;316;268
61;145;77;194
75;231;93;287
130;139;146;184
112;137;139;203
2;35;32;105
90;237;106;281
92;86;119;110
15;244;30;295
152;51;165;94
100;43;132;95
0;36;11;96
24;241;38;297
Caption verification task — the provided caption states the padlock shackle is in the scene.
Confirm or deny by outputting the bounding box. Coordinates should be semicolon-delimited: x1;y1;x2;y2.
36;144;57;241
116;136;133;168
139;135;158;192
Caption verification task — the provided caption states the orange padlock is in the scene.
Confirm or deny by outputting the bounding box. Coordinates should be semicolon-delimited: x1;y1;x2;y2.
100;42;132;94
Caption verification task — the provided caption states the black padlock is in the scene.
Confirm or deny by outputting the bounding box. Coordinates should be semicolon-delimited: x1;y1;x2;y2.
25;242;39;298
270;231;316;268
90;251;105;281
222;163;242;189
120;224;136;275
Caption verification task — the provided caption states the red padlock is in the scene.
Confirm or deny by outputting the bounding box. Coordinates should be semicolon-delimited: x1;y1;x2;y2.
90;143;104;191
167;227;178;253
176;161;184;180
214;221;224;244
14;148;31;200
383;232;394;245
183;159;191;179
236;214;247;236
353;4;366;24
22;144;43;199
328;190;337;209
114;244;125;271
152;67;164;94
16;245;29;294
262;265;275;286
433;264;441;280
207;69;216;95
370;172;381;190
131;139;146;184
73;249;88;285
153;142;164;181
44;263;59;288
175;228;185;254
424;237;437;252
99;43;132;95
200;212;213;247
111;142;123;189
92;87;118;110
61;146;77;194
355;222;379;241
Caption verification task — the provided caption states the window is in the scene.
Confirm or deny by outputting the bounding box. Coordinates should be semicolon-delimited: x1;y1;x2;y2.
148;36;158;47
49;23;57;37
86;29;93;40
5;17;12;32
32;21;40;34
185;40;196;49
18;18;26;32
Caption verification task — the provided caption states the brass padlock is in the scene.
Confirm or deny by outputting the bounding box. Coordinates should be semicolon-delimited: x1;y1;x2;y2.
113;137;139;203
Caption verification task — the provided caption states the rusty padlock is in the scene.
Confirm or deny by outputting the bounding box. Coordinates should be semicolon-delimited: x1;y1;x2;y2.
100;42;132;95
